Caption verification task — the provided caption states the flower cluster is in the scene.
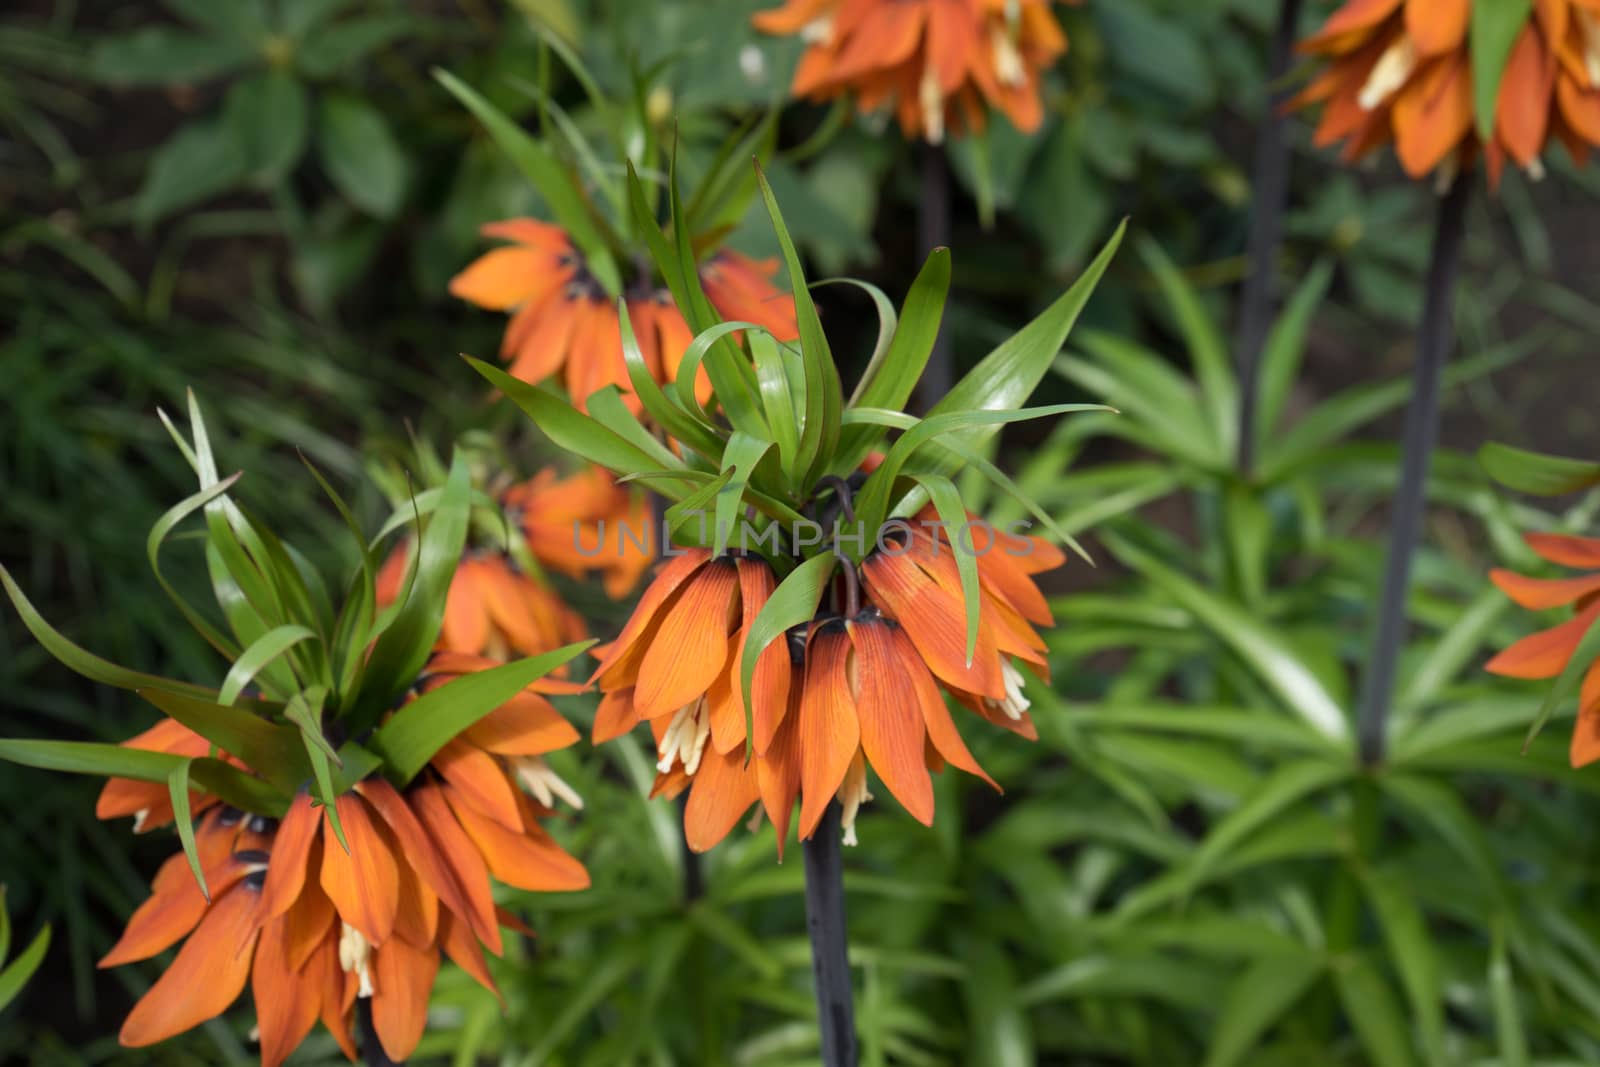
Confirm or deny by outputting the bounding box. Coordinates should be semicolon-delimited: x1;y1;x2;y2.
449;219;798;413
1295;0;1600;184
753;0;1071;143
94;672;588;1063
592;507;1063;851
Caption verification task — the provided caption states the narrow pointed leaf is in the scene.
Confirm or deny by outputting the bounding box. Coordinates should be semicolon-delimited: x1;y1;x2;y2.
167;759;208;899
739;552;836;748
219;625;317;705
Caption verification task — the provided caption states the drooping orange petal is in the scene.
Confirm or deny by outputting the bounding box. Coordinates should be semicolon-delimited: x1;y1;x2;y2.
757;708;803;857
593;687;646;743
737;559;794;755
1570;660;1600;767
507;294;578;384
1490;569;1600;609
900;627;998;789
1300;0;1404;53
432;737;524;832
1405;0;1469;56
312;930;358;1061
633;560;739;718
465;690;581;755
1486;602;1600;679
439;909;501;1002
590;550;711;683
261;792;319;919
448;247;549;311
684;745;760;853
444;785;591;892
253;914;322;1067
119;883;265;1047
706;635;749;755
1393;53;1474;178
318;793;400;946
392;844;439;950
862;550;1004;698
797;625;862;840
280;869;334;972
1496;25;1556;165
100;853;249;968
407;781;501;955
372;935;440;1062
850;617;934;825
1526;532;1600;568
441;560;492;655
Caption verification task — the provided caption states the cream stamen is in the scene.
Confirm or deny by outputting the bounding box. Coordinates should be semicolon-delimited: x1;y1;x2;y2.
338;922;375;998
1358;37;1417;110
513;756;584;810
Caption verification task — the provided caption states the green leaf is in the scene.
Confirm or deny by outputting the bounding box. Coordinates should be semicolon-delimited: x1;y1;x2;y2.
1182;759;1349;890
1471;0;1535;141
434;68;621;295
1057;338;1221;467
0;922;50;1014
1203;951;1324;1067
750;332;801;478
370;642;594;785
960;938;1033;1067
1361;870;1445;1066
714;433;775;558
617;300;726;459
136;119;248;225
167;759;208;899
1256;260;1333;447
296;14;412;78
163;0;269;39
350;452;472;732
914;473;981;664
584;388;688;473
317;93;407;218
756;162;841;487
1335;955;1419;1067
223;71;310;183
1490;920;1529;1067
138;689;310;794
0;566;216;699
1099;533;1351;745
146;471;245;659
836;248;951;471
466;357;673;479
927;222;1125;459
1479;442;1600;496
0;739;287;816
1136;235;1236;456
90;28;255;85
220;625;317;705
739;553;836;746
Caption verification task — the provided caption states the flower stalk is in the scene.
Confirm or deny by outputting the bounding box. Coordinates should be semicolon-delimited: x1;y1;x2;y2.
803;801;857;1067
917;142;952;411
1236;0;1304;477
358;1000;401;1067
1356;176;1471;765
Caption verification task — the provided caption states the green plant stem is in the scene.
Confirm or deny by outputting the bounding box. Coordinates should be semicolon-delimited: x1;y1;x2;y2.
803;801;858;1067
916;142;951;413
358;998;401;1066
1356;177;1471;765
1236;0;1304;477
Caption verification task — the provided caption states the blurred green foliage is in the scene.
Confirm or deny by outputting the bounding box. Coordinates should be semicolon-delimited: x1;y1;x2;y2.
2;0;1599;1064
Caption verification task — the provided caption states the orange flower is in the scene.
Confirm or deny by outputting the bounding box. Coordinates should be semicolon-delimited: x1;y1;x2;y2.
449;220;797;412
1295;0;1600;184
105;728;588;1062
504;466;654;599
753;0;1071;143
376;544;586;662
591;513;1063;851
96;718;235;833
1486;532;1600;766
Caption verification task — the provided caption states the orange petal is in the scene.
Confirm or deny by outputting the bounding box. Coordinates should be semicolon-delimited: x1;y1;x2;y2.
507;294;579;384
407;781;501;955
797;625;862;840
738;559;794;755
1526;532;1600;568
593;687;646;743
1301;0;1404;52
1486;602;1600;679
1405;0;1469;56
1571;660;1600;767
119;883;264;1047
100;853;249;968
448;247;549;311
280;871;334;972
465;690;581;755
756;710;802;857
441;560;492;655
590;550;711;684
253;915;322;1067
706;635;749;755
261;792;319;919
684;745;760;853
393;847;439;949
862;550;1004;698
1496;25;1556;165
440;909;501;1003
1490;569;1600;609
432;737;524;832
633;560;739;717
850;617;934;825
372;935;440;1062
444;785;591;892
312;930;358;1061
318;794;399;946
901;628;998;789
1393;53;1474;177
